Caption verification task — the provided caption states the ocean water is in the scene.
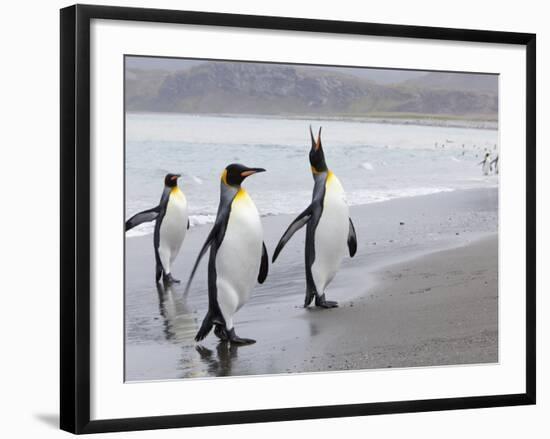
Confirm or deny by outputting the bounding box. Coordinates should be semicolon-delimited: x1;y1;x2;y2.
125;113;498;237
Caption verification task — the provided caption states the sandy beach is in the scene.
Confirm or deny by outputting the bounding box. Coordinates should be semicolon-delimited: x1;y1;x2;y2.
125;187;498;381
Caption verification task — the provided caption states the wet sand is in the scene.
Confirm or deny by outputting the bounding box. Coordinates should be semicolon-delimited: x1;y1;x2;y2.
125;187;498;381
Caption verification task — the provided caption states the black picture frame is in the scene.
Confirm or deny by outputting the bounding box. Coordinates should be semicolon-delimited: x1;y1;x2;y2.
60;4;536;434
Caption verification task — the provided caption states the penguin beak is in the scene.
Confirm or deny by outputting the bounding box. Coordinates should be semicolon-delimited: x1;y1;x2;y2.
310;125;322;151
240;168;266;178
170;174;181;181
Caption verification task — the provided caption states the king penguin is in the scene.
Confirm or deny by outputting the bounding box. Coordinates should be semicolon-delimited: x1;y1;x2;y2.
272;127;357;308
125;173;189;284
184;164;268;345
479;152;491;176
490;154;499;175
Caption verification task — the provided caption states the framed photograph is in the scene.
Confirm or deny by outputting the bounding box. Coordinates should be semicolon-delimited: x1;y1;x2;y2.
60;4;536;434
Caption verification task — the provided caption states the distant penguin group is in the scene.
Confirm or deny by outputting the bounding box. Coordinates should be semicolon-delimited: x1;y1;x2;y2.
125;127;357;345
478;152;499;176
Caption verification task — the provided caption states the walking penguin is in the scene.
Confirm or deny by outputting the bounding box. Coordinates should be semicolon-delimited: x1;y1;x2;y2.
272;127;357;308
479;152;492;175
185;164;268;345
125;173;189;284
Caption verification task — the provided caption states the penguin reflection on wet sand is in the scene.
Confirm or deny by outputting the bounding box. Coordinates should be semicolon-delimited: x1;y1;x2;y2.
196;343;239;377
272;127;357;309
185;164;269;345
125;173;189;284
156;281;197;343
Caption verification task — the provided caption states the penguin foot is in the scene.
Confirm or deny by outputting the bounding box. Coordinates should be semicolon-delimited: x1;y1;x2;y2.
315;294;339;309
163;273;181;284
318;300;338;309
227;328;256;345
304;290;315;308
214;325;229;341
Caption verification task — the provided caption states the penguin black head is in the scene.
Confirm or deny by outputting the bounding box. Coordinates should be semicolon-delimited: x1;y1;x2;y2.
309;126;328;174
164;173;181;188
222;164;266;187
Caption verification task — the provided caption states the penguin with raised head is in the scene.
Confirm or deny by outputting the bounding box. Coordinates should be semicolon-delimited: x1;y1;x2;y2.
272;127;357;309
185;164;268;345
126;173;189;284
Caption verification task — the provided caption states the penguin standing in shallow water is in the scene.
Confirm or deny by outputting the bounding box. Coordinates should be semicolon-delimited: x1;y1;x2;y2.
126;173;189;284
185;164;268;345
273;127;357;308
490;155;499;175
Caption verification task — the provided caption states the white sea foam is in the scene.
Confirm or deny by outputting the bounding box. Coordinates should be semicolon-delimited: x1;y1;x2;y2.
126;187;456;238
361;162;374;171
125;114;498;239
189;214;217;227
126;221;155;238
125;213;219;239
346;186;455;206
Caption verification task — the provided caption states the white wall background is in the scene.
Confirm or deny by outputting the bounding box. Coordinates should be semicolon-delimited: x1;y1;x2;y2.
0;0;546;437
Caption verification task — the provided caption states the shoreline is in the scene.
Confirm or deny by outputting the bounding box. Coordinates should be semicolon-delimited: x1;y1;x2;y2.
125;187;498;380
128;234;497;383
127;111;498;130
127;185;498;239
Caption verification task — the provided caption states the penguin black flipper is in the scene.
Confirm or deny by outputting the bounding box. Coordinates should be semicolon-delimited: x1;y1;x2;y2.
187;219;190;230
183;218;225;297
272;205;313;262
184;194;233;296
347;218;357;257
258;242;269;284
125;206;160;231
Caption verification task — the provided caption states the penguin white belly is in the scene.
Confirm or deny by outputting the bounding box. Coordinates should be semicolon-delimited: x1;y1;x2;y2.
312;173;349;293
215;189;262;328
159;189;188;273
482;159;491;175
